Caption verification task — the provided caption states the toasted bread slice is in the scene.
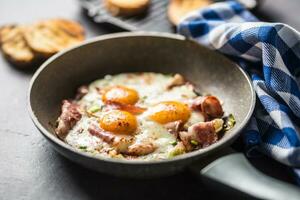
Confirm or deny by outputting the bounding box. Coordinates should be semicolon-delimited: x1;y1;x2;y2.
0;25;35;66
24;19;85;57
105;0;150;16
168;0;212;25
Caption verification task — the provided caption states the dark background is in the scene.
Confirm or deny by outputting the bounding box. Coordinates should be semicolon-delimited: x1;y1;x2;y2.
0;0;300;199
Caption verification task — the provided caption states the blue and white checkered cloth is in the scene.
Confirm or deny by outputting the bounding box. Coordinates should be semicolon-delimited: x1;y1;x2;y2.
178;1;300;183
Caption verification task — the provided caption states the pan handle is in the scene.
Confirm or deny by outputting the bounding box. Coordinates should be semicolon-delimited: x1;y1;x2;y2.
189;150;300;199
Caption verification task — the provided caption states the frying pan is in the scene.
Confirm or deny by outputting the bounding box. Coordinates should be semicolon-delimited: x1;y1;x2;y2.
28;32;300;199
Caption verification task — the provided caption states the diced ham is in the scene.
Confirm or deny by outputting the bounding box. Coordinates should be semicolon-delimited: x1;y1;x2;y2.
55;100;82;139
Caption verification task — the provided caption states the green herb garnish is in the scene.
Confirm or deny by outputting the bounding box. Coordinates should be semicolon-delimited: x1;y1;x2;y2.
140;96;148;103
79;146;87;150
223;114;236;131
169;145;185;157
190;140;198;146
170;141;177;146
88;105;101;113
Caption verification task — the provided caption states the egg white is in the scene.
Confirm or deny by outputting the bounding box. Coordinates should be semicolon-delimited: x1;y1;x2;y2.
65;73;205;160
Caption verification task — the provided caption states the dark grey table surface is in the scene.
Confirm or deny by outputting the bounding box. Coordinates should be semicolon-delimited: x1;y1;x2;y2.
0;0;299;199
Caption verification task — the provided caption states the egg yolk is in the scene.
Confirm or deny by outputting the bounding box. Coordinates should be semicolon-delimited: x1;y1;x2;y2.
99;110;137;135
102;85;139;105
148;101;191;124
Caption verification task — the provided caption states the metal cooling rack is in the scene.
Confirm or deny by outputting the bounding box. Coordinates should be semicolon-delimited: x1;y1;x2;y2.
80;0;258;33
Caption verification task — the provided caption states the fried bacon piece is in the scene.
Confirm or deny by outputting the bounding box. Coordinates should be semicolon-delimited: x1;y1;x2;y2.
88;124;133;153
179;119;223;151
55;100;82;139
104;101;146;115
191;96;223;119
88;124;156;156
164;120;184;138
127;142;157;156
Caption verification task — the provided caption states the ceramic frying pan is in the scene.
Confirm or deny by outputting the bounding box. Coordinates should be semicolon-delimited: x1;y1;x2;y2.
28;32;300;199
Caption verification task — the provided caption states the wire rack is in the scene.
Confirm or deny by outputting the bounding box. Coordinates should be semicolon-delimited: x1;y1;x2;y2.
80;0;258;33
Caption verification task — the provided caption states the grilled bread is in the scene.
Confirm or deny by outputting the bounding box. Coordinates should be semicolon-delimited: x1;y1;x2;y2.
0;19;85;68
24;19;85;57
105;0;150;16
0;25;35;66
168;0;212;25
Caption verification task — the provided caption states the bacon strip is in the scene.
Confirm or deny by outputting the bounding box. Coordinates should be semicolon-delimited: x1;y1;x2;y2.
104;101;146;114
88;124;133;153
55;100;82;139
127;142;157;156
88;124;156;156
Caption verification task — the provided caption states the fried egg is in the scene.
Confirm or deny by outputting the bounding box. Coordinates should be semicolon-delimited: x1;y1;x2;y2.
64;73;223;161
99;110;137;135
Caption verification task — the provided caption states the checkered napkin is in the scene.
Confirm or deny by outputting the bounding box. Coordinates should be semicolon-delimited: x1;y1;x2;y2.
178;1;300;183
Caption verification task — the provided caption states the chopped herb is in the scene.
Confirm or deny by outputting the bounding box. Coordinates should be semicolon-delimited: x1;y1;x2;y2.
114;154;124;159
170;141;177;146
223;114;236;131
190;140;198;146
169;146;185;157
140;96;148;103
214;119;224;133
88;105;101;113
79;146;87;150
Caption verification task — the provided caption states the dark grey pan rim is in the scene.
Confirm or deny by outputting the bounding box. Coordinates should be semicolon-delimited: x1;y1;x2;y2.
28;32;256;165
